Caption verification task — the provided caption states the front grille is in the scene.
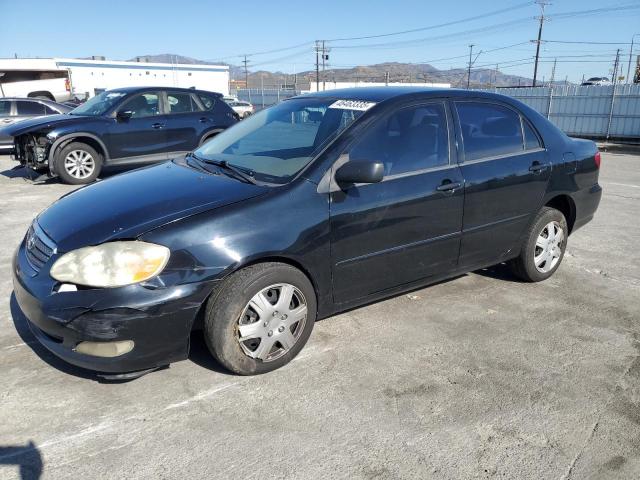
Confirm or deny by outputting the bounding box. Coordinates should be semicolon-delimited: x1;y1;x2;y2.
25;223;57;273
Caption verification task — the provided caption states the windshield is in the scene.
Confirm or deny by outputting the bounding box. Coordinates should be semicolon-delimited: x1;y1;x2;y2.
193;97;370;184
70;91;127;116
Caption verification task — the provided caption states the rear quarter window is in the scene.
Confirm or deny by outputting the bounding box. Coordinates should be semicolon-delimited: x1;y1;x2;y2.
198;93;218;111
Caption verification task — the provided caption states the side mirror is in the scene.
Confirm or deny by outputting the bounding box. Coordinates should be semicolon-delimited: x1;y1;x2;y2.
335;160;384;186
116;110;132;121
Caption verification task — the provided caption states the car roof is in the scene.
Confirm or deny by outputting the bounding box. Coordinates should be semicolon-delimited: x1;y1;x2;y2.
295;86;521;104
106;86;222;96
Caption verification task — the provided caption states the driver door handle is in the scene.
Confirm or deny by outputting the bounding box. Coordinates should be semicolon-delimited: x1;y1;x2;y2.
151;122;165;129
529;162;548;174
436;181;462;193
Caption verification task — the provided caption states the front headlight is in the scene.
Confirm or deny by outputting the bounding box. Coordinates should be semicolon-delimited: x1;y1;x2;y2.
50;241;170;288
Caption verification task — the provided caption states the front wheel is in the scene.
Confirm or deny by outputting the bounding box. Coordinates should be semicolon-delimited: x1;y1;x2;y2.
56;142;102;184
204;262;316;375
510;206;568;282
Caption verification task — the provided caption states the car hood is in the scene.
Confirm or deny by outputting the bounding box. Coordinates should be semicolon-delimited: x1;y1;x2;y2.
0;114;89;136
37;161;269;252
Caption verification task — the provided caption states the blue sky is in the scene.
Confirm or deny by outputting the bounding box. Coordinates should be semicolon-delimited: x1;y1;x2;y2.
1;0;639;82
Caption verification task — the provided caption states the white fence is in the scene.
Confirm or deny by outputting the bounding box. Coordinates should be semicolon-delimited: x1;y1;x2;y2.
482;84;640;140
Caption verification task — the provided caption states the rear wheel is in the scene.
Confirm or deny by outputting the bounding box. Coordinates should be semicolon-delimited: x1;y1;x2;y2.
56;142;102;184
510;207;568;282
204;262;316;375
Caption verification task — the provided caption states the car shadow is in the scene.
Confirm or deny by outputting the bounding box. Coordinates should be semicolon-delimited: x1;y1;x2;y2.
0;165;129;184
473;262;522;283
0;441;43;480
187;330;233;375
10;293;108;382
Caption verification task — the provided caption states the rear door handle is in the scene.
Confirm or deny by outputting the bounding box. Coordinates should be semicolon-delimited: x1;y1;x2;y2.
529;162;548;173
436;181;462;192
151;122;165;129
199;117;209;123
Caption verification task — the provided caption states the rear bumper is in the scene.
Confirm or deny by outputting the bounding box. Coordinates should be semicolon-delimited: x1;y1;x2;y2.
572;183;602;232
12;240;217;374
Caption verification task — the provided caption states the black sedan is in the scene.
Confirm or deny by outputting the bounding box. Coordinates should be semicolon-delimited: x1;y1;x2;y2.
12;87;602;378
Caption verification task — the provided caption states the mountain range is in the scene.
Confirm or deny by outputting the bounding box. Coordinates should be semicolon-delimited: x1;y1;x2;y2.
130;54;536;88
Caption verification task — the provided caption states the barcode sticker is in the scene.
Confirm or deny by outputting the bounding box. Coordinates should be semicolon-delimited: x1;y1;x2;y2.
328;100;377;111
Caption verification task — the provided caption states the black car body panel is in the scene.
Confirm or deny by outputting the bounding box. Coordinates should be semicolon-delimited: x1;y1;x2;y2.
1;86;237;175
11;87;602;375
37;161;268;251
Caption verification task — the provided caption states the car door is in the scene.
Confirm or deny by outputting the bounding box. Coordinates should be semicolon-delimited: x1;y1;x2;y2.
162;91;204;156
0;99;14;126
106;91;168;161
329;101;464;304
453;100;551;268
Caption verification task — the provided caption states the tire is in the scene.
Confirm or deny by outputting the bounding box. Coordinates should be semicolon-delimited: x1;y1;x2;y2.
56;142;102;185
204;262;316;375
510;206;568;282
243;111;252;118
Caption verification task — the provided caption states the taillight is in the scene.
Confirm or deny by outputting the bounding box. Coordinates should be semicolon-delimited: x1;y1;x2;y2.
594;151;601;168
65;78;71;92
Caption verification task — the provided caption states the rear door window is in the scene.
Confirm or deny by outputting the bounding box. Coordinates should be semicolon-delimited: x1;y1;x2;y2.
167;92;196;114
455;102;524;161
16;101;46;116
350;103;449;176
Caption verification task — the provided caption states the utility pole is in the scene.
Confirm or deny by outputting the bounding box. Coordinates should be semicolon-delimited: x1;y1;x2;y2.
612;48;621;86
532;1;551;87
385;71;389;86
626;34;639;84
315;41;320;92
321;40;326;91
467;44;474;89
242;55;249;88
549;58;557;86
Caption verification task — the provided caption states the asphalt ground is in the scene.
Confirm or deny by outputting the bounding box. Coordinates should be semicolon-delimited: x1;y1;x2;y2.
0;152;638;479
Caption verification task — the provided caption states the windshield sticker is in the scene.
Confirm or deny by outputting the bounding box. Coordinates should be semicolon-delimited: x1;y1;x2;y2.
329;100;377;111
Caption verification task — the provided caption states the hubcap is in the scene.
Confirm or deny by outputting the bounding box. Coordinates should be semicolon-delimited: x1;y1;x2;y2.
64;150;95;179
534;221;564;273
236;283;307;362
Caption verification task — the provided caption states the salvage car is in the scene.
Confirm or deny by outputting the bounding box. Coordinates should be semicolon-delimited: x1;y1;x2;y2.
12;87;602;379
0;97;72;154
1;87;238;184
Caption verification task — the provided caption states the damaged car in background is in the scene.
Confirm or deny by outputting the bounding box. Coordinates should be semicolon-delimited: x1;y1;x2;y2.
1;86;238;184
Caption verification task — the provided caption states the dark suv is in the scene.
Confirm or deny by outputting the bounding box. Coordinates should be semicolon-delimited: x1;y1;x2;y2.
2;87;238;184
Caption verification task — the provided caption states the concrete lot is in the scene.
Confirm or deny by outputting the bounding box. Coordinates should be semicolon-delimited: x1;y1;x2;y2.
0;152;638;480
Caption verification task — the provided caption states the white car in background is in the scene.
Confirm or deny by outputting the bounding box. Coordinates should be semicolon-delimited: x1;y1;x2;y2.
226;100;254;118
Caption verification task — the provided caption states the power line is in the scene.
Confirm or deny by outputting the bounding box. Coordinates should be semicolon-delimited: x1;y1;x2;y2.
326;2;535;42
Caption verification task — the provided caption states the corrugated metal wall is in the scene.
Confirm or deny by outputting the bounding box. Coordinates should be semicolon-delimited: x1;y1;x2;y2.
481;84;640;140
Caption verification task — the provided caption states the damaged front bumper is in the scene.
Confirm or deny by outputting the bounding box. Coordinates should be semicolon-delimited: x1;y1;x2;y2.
12;236;218;375
12;134;53;172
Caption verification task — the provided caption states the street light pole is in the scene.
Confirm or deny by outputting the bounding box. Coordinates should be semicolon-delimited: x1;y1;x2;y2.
467;44;474;89
626;34;639;84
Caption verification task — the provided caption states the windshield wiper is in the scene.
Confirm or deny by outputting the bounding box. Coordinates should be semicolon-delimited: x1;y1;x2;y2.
187;153;257;184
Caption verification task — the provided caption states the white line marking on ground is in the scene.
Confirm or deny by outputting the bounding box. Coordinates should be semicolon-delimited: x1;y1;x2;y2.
602;182;640;189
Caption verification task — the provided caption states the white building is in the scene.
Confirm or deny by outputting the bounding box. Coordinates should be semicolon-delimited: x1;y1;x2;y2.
0;57;229;102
